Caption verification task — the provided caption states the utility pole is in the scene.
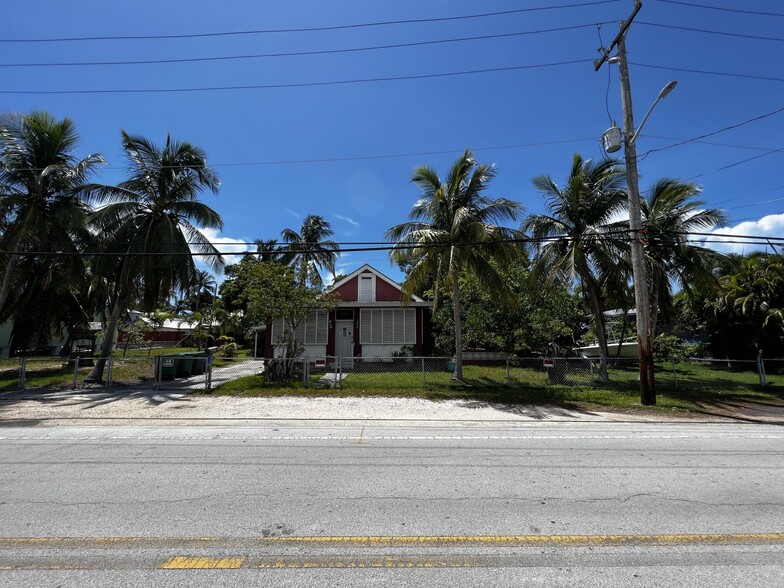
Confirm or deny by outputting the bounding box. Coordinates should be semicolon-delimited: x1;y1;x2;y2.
595;0;657;405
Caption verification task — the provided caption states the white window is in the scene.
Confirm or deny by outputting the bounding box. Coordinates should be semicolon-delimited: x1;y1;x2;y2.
272;311;328;345
358;275;374;302
360;309;416;344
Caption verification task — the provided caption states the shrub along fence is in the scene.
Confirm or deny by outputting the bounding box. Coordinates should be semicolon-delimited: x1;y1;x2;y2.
0;355;777;393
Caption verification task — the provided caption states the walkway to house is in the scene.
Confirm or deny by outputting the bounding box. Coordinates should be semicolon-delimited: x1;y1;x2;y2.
317;372;348;388
162;359;265;391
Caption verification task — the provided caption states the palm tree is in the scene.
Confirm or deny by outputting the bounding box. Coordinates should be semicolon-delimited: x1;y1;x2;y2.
523;154;627;381
0;112;105;326
281;215;339;288
721;253;784;357
386;149;524;380
253;238;289;265
84;131;223;382
641;178;727;333
187;269;217;314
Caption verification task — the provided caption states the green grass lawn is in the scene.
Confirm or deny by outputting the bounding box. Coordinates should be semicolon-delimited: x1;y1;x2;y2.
4;354;782;415
113;347;199;358
209;360;784;414
0;356;159;390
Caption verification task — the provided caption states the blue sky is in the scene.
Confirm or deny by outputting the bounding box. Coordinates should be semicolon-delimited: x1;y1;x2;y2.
3;0;783;282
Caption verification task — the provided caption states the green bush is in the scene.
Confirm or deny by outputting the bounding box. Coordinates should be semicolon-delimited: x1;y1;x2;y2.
216;335;235;346
653;334;688;361
216;342;239;357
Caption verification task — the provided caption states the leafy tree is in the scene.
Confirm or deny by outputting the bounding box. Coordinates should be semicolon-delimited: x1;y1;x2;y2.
281;215;340;288
84;131;223;382
238;261;338;381
721;253;784;357
523;154;627;381
387;149;524;380
430;262;581;355
146;309;173;354
0;111;106;350
641;178;727;333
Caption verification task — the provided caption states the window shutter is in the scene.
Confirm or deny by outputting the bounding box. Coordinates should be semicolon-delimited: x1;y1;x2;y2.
393;310;405;343
316;311;328;344
371;310;383;343
381;310;394;343
359;275;374;302
405;309;416;344
305;311;317;344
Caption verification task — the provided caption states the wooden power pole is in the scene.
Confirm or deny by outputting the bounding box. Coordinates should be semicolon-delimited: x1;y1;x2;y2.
595;0;657;405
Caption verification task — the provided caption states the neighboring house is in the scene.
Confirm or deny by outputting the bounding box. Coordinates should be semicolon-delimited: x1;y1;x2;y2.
259;264;433;359
118;311;214;344
0;319;102;358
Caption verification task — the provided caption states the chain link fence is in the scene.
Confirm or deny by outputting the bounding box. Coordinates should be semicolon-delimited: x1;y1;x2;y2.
0;353;779;393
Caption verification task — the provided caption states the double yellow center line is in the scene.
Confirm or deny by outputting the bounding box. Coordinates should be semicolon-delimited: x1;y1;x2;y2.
1;533;782;571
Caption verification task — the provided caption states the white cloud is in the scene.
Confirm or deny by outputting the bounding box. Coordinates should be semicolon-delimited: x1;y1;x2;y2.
284;208;300;219
335;214;359;227
702;213;784;254
192;228;254;281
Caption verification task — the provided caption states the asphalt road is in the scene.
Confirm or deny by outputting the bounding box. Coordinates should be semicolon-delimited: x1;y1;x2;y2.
0;421;782;587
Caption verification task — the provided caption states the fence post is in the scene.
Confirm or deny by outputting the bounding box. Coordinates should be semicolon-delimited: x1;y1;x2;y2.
72;357;80;389
304;356;309;388
18;357;26;390
105;357;114;390
672;360;677;389
421;357;426;389
589;360;595;387
506;357;511;385
757;356;767;387
155;356;162;390
338;356;342;390
206;357;212;392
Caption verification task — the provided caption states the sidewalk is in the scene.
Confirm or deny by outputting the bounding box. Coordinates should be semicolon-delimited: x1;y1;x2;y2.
1;388;782;425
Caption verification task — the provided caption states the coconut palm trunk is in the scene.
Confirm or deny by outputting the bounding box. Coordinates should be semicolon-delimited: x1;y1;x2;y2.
451;270;464;380
85;294;124;383
0;249;20;316
584;278;610;382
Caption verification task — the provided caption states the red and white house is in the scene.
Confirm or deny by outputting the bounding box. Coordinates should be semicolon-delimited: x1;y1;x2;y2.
260;264;433;359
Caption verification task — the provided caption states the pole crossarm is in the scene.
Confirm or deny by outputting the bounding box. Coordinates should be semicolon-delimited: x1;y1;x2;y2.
594;0;642;71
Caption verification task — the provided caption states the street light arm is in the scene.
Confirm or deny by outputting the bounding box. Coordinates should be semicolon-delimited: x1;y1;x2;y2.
630;97;661;145
630;80;678;145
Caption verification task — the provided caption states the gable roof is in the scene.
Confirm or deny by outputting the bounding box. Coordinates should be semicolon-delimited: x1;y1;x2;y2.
328;264;425;303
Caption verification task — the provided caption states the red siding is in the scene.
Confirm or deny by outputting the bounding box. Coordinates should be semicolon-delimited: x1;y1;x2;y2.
118;331;185;342
376;278;404;302
334;277;358;302
264;323;273;357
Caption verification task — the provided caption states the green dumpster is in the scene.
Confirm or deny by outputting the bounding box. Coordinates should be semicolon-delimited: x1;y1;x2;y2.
187;352;206;375
175;354;195;378
158;356;177;380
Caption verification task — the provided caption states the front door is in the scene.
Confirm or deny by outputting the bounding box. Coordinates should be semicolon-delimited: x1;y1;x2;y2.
335;320;354;369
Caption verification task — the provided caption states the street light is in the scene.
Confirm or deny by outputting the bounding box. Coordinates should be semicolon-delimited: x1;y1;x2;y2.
631;81;678;144
603;81;678;152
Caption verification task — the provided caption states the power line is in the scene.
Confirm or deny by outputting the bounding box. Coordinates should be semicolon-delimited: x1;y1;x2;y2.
8;137;597;173
3;59;781;95
0;1;621;44
684;146;784;181
639;105;784;160
725;196;784;211
639;21;784;43
0;59;592;95
643;135;780;152
658;0;784;17
0;24;611;68
8;230;784;257
632;62;784;84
